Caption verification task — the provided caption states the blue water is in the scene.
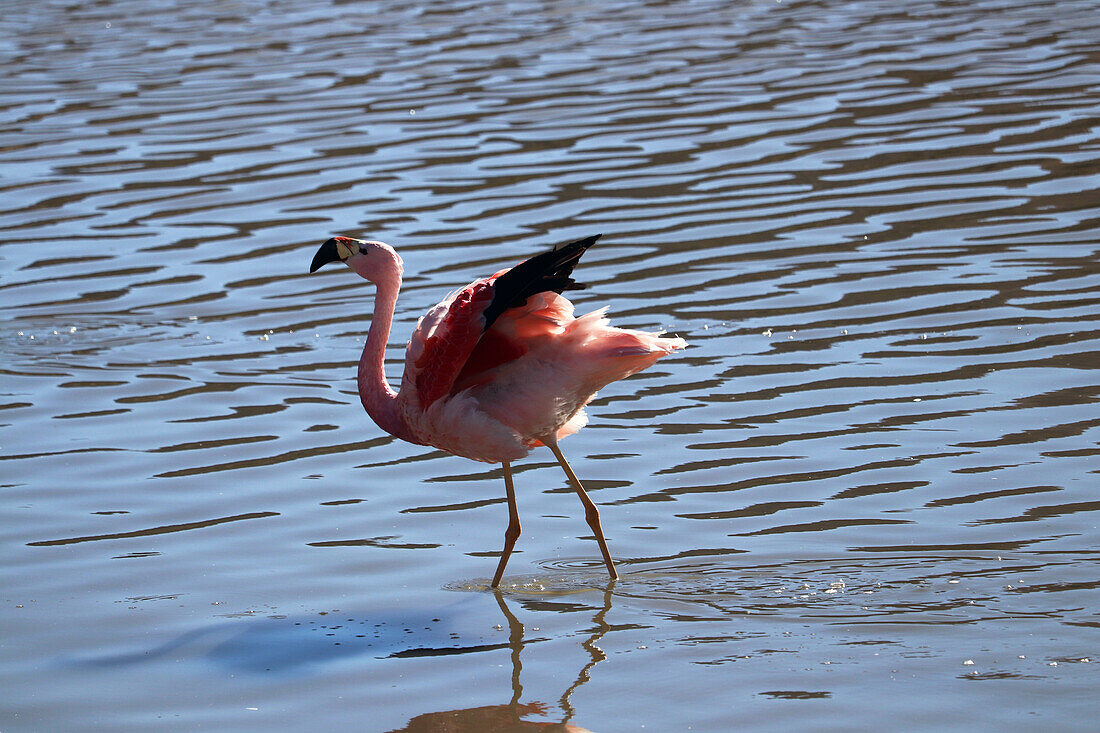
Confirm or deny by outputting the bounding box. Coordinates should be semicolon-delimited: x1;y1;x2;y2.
3;0;1100;730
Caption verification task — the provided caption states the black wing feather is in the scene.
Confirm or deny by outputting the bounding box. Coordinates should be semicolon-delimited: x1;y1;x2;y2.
482;234;601;328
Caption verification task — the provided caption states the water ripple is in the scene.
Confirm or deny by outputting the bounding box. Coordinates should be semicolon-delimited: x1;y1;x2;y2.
4;0;1100;729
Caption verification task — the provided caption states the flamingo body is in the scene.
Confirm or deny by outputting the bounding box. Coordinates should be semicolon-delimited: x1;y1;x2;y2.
310;233;684;584
402;287;681;464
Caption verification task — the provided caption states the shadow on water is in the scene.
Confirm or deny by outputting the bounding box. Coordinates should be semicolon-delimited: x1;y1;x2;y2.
68;586;614;732
68;599;514;675
42;550;1100;729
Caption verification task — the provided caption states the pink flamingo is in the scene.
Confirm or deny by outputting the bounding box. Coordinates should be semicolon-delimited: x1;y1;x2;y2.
309;234;685;587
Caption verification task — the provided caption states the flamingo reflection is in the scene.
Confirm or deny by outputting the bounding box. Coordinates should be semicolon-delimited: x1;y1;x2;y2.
387;583;615;733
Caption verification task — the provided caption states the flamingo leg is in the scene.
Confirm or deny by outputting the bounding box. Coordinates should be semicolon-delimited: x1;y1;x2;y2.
491;460;520;588
544;438;619;580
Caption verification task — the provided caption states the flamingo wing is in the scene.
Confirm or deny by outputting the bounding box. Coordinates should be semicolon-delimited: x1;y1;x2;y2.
403;234;601;408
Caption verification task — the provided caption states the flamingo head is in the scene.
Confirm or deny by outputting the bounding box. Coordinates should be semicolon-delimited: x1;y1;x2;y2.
309;236;404;284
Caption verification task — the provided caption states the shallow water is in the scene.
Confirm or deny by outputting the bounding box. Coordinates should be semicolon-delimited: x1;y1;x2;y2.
3;0;1099;730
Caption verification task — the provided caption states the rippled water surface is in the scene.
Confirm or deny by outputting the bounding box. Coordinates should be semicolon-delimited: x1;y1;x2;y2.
4;0;1100;730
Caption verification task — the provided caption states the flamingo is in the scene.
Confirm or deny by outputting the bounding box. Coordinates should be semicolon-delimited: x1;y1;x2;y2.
309;234;685;587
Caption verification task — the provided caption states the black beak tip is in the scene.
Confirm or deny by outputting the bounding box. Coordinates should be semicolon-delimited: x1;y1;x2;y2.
309;238;342;273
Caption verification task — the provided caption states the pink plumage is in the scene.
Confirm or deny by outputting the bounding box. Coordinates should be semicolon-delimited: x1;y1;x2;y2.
310;234;685;586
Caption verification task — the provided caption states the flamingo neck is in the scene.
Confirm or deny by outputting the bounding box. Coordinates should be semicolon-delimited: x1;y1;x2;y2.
357;277;414;441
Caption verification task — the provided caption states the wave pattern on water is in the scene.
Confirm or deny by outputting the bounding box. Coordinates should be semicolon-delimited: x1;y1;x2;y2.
2;0;1100;729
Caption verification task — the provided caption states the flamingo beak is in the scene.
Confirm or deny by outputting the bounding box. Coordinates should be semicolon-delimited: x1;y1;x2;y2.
309;237;359;273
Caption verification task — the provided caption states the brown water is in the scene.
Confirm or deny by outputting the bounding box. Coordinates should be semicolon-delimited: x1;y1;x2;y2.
3;0;1100;730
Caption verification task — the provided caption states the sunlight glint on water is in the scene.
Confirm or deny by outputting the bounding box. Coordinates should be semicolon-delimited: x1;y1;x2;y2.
2;0;1099;730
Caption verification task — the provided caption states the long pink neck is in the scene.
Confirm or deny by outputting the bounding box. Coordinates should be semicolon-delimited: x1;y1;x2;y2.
357;277;416;442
